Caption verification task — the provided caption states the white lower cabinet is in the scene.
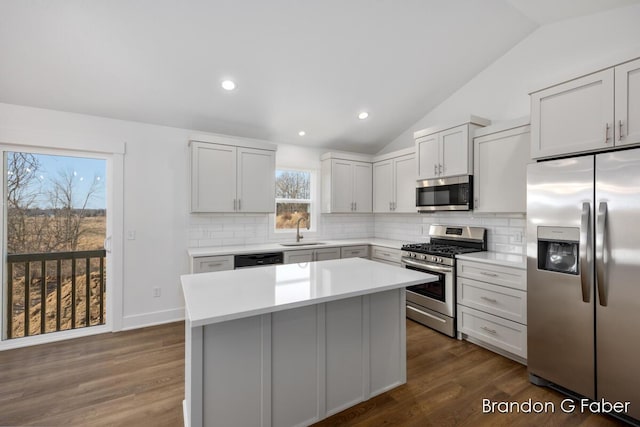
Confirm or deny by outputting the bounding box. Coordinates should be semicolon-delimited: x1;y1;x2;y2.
340;245;369;259
284;248;341;264
191;255;234;273
457;259;527;363
458;306;527;359
370;246;401;266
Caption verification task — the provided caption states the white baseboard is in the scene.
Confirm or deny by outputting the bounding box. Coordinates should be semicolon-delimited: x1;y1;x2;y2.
121;307;185;331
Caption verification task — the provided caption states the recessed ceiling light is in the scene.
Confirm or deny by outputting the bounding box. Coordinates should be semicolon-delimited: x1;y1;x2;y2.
358;112;369;120
298;131;306;136
221;80;236;91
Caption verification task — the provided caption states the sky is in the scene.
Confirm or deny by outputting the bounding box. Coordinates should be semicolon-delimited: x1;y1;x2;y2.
9;152;106;209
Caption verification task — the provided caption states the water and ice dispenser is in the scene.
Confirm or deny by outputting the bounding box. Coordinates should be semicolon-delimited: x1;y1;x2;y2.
537;227;579;275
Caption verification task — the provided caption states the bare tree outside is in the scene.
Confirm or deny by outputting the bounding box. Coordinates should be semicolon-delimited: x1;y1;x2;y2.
6;152;44;254
5;152;107;339
48;169;102;252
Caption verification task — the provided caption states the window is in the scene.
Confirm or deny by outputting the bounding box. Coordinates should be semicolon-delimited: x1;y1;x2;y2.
275;169;313;231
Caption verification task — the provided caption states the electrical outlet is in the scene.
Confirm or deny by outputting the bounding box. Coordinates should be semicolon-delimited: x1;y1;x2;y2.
513;231;523;243
153;287;161;298
127;230;136;240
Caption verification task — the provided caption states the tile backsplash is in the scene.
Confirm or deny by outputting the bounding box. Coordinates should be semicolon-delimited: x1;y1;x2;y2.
189;211;526;255
188;213;375;248
374;212;526;255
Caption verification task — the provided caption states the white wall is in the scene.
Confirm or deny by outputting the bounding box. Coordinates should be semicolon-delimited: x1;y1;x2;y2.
380;4;640;154
0;102;376;332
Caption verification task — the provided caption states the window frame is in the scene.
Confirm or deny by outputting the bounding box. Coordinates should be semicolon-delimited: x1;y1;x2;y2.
273;168;318;234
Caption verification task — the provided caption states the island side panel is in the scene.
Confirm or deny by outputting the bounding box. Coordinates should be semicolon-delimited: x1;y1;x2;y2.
325;296;366;416
271;305;322;427
202;315;267;427
369;288;406;396
185;321;203;427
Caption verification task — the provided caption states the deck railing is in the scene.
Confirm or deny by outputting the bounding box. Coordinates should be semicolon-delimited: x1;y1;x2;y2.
7;250;106;339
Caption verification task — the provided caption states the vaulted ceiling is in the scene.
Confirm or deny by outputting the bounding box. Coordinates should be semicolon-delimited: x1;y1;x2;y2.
0;0;638;153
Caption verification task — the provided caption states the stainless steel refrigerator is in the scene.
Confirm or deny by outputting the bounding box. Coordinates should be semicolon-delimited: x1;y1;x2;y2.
527;147;640;421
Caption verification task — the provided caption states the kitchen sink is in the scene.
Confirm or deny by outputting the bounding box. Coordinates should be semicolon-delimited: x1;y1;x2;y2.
279;242;327;247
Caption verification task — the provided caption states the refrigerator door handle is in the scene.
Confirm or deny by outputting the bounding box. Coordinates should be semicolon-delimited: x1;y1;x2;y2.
596;201;608;307
579;202;591;303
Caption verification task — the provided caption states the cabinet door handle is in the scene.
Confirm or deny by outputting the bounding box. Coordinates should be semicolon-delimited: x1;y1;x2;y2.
389;202;392;211
233;199;237;210
354;202;357;211
238;199;241;211
604;123;610;144
207;262;224;267
481;326;497;335
434;164;437;176
439;164;443;175
480;271;499;277
619;120;624;141
480;296;497;303
393;202;396;210
474;198;478;209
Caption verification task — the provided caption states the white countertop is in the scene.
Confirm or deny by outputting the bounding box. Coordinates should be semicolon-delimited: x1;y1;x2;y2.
455;251;526;270
187;238;411;257
181;257;435;327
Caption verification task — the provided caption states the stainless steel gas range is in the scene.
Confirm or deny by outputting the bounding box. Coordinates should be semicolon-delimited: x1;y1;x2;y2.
401;225;487;337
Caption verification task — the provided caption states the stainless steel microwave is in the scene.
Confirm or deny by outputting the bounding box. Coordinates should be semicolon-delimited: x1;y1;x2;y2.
416;175;473;212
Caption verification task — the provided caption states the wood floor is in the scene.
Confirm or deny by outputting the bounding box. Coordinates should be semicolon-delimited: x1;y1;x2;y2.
0;320;627;426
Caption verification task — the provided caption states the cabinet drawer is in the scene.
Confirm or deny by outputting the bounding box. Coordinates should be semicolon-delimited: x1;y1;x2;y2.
192;255;234;273
458;305;527;359
341;245;369;259
284;250;314;264
315;247;341;261
457;277;526;324
370;246;401;264
457;260;526;291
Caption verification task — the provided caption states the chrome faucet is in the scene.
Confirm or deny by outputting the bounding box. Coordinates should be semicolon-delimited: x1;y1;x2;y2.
296;217;309;242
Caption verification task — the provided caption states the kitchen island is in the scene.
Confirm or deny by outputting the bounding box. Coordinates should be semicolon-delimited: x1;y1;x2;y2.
181;257;435;427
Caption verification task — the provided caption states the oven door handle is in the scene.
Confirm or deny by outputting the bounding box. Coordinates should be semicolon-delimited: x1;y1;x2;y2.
402;258;453;273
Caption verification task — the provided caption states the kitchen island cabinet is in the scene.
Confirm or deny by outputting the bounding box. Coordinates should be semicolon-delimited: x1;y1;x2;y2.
181;258;434;427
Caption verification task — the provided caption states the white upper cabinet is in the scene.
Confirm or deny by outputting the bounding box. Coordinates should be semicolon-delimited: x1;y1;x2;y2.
373;149;416;213
191;142;237;212
440;125;469;177
416;133;440;180
373;160;393;212
353;162;373;213
531;57;640;158
236;147;277;213
531;69;614;158
321;153;372;213
615;58;640;147
190;137;276;213
414;117;490;181
473;120;530;213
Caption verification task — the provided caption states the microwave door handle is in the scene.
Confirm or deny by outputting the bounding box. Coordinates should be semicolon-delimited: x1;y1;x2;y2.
596;202;608;306
579;202;591;303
